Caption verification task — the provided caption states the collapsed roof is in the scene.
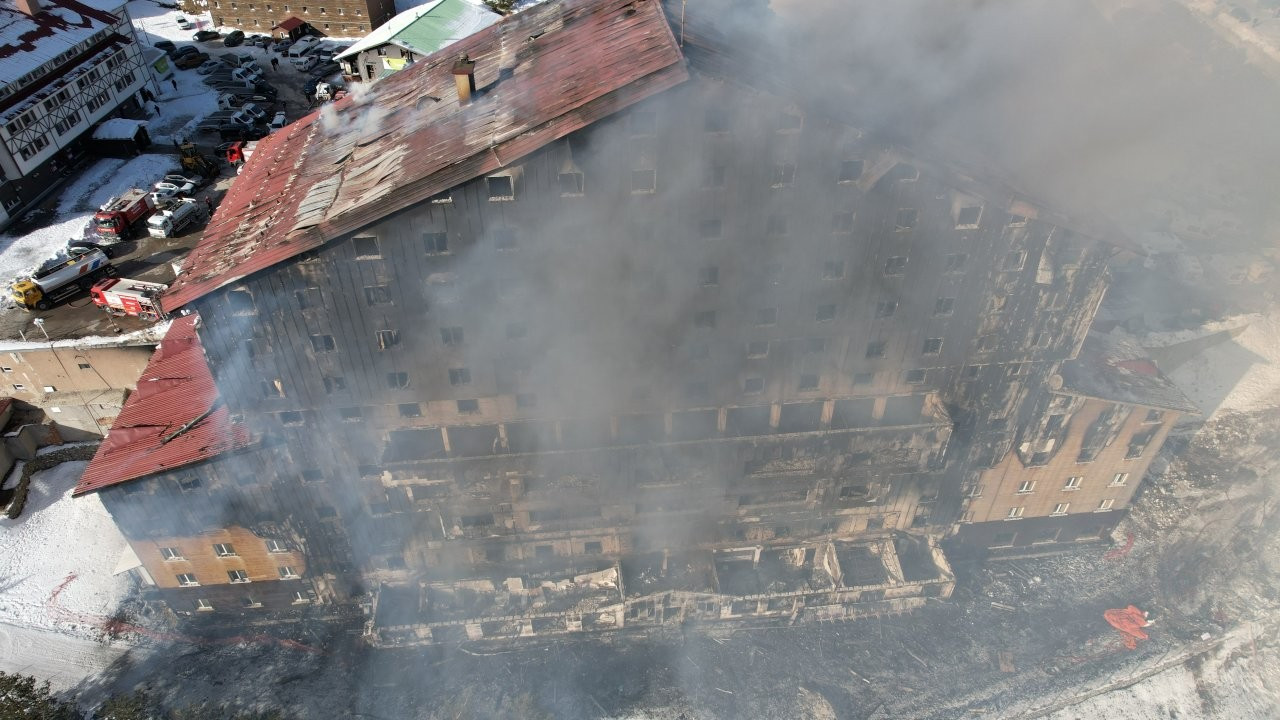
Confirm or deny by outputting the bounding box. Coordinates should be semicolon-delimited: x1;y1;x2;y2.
1059;333;1199;414
74;315;252;496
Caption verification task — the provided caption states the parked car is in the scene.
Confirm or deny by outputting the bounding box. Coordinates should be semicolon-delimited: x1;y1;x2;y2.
176;16;195;30
154;179;196;197
196;59;223;75
193;30;220;42
241;61;264;76
331;44;351;54
310;61;341;79
155;40;177;55
269;111;287;132
218;53;242;67
290;54;319;71
219;84;277;100
172;44;200;58
239;102;268;122
251;35;271;48
218;124;268;141
223;30;246;47
272;39;294;53
161;173;207;189
217;92;273;109
229;109;264;128
174;52;209;69
67;239;113;259
150;186;182;205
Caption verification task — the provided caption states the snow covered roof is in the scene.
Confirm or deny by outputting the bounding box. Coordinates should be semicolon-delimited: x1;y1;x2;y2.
74;315;253;496
1060;333;1199;414
333;0;499;62
0;0;118;88
91;117;145;140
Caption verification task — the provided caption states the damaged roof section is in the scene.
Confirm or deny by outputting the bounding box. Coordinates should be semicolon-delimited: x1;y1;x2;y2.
1059;333;1199;413
74;315;251;496
162;0;688;310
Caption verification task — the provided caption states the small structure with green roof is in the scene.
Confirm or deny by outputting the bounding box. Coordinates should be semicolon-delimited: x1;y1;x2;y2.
334;0;501;82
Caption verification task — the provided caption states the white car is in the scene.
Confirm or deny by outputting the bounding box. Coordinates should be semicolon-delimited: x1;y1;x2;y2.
239;102;268;122
176;17;195;30
153;180;195;197
161;173;204;189
229;109;260;128
150;188;180;206
290;55;319;71
197;59;223;75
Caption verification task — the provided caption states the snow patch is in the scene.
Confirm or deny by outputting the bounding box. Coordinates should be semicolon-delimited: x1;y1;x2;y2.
1144;309;1280;416
0;461;133;637
0;153;179;282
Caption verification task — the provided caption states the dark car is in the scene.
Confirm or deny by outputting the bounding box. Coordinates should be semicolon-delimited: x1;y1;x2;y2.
219;124;267;141
68;240;112;259
193;30;221;42
219;93;273;108
154;40;177;55
309;61;341;79
272;39;294;53
172;44;200;58
223;30;246;47
174;52;209;69
251;35;271;48
221;85;277;101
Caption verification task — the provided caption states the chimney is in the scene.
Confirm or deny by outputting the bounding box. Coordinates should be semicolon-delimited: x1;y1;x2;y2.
451;53;476;105
15;0;42;16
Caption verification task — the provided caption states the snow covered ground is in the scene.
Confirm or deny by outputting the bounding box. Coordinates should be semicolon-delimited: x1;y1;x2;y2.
0;153;175;281
0;2;222;281
1163;309;1280;416
0;461;133;636
0;461;140;692
1123;308;1280;417
1044;624;1280;720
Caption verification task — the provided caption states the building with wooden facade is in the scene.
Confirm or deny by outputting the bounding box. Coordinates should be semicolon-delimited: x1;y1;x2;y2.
74;0;1178;641
193;0;396;37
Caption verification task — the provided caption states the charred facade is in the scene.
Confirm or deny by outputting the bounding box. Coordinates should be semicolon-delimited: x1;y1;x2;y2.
78;0;1167;641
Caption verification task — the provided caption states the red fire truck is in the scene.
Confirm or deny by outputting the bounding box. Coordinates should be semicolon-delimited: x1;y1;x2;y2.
90;277;168;320
92;189;156;240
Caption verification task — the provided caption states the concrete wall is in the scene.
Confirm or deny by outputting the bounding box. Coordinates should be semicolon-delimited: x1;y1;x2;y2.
0;345;153;437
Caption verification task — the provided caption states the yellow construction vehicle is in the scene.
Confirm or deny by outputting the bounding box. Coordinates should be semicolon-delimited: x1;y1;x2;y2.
178;143;219;177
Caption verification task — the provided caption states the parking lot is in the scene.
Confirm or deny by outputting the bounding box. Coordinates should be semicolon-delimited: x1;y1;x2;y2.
173;33;346;146
0;28;355;342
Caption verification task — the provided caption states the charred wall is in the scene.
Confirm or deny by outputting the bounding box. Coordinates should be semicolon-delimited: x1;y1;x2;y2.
167;74;1115;617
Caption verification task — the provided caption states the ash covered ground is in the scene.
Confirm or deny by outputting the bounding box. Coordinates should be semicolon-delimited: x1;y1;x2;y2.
58;407;1280;719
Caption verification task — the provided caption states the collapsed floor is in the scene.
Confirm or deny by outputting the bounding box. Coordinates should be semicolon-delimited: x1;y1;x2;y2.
61;407;1280;719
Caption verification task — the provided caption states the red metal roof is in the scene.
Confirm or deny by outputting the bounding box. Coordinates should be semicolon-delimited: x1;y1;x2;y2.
74;315;252;496
273;16;304;31
162;0;687;310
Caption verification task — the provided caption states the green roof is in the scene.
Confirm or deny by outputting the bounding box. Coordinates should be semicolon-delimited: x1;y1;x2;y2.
334;0;500;65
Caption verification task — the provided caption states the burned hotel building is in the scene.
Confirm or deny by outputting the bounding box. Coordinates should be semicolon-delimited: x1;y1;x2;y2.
75;0;1179;642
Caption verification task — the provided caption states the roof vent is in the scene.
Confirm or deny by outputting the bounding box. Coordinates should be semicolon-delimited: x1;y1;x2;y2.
451;53;476;106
